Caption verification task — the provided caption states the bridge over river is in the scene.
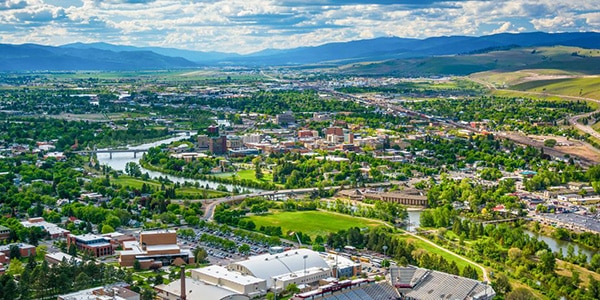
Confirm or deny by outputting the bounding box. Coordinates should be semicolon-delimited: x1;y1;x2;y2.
75;148;151;159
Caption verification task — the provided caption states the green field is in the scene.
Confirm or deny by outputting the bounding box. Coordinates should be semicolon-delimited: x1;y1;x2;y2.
215;169;284;187
112;176;227;199
247;210;385;238
510;76;600;100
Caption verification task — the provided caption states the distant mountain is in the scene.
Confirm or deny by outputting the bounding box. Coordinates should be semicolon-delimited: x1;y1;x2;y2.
0;44;198;71
2;32;600;71
237;32;600;65
61;42;241;63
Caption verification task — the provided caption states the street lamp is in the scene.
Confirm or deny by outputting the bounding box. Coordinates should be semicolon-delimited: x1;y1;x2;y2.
303;255;308;275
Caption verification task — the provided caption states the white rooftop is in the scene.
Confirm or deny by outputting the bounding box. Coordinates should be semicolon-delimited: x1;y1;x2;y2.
195;265;265;285
156;278;249;300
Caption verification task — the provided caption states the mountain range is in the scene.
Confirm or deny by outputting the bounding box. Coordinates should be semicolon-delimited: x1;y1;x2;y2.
1;32;600;72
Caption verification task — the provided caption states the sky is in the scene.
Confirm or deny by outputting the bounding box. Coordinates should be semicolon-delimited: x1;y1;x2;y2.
0;0;599;54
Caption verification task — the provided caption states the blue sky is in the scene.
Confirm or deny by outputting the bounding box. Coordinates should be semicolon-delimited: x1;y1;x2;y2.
0;0;599;53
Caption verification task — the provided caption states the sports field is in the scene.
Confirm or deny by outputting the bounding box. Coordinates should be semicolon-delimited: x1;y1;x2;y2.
247;210;385;238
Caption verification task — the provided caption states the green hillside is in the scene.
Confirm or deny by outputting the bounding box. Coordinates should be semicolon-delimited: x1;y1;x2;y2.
338;46;600;76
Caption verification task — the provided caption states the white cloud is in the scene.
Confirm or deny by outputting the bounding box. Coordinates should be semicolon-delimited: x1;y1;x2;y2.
0;0;598;53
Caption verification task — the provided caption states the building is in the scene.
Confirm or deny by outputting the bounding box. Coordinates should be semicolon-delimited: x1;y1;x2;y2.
227;249;360;292
226;136;243;149
0;243;36;258
276;112;295;125
155;277;249;300
192;265;266;297
291;279;399;300
209;136;227;155
67;234;113;257
46;251;83;265
0;225;10;241
20;217;70;239
197;134;210;151
393;266;495;300
118;230;194;269
58;285;139;300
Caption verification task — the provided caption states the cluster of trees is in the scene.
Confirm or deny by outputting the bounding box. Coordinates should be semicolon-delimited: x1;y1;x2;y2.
0;118;172;151
404;96;592;137
337;79;484;98
319;199;408;223
326;227;477;278
188;90;369;115
0;258;129;300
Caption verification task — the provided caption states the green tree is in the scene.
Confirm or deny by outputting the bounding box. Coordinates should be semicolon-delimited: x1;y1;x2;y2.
505;287;535;300
101;224;115;234
238;244;251;255
494;273;512;295
7;258;24;276
286;283;300;294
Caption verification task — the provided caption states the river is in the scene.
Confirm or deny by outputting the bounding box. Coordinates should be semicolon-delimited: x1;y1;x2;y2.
524;229;597;262
405;210;596;261
96;132;262;193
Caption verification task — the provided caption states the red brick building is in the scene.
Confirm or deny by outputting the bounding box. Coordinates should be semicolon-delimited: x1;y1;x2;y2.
67;234;113;257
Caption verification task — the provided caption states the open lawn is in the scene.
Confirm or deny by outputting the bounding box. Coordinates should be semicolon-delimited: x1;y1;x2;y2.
247;210;385;239
112;176;227;198
215;169;284;188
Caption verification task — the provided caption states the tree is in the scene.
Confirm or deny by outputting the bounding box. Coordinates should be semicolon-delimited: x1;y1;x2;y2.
9;245;21;259
238;244;251;256
286;283;300;294
461;265;479;280
7;258;24;276
133;259;141;271
494;273;512;295
544;139;557;148
193;247;208;264
505;287;535;300
101;224;115;234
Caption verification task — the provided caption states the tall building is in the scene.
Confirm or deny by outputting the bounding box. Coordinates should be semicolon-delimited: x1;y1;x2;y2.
197;135;210;151
209;136;228;155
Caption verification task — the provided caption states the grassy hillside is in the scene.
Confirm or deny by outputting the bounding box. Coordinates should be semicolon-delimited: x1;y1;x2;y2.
510;77;600;100
338;46;600;76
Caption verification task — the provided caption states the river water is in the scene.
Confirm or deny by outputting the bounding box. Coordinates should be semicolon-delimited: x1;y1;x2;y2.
96;132;262;193
404;210;596;261
523;229;597;262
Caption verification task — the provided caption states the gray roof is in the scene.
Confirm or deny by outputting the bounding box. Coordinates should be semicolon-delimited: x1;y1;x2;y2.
155;278;249;300
230;249;329;287
400;267;495;300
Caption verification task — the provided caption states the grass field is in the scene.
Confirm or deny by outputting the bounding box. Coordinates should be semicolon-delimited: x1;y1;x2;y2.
247;210;386;239
398;234;482;279
112;176;227;198
215;169;284;187
510;76;600;100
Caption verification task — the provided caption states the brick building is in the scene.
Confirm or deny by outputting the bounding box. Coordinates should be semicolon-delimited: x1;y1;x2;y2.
0;225;10;241
67;234;113;257
118;230;194;269
209;136;228;155
0;243;36;258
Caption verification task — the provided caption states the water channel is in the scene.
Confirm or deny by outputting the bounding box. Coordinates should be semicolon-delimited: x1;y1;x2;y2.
97;134;596;260
96;132;262;193
405;210;596;261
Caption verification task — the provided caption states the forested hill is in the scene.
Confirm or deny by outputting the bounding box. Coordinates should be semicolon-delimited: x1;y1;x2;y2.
2;32;600;71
